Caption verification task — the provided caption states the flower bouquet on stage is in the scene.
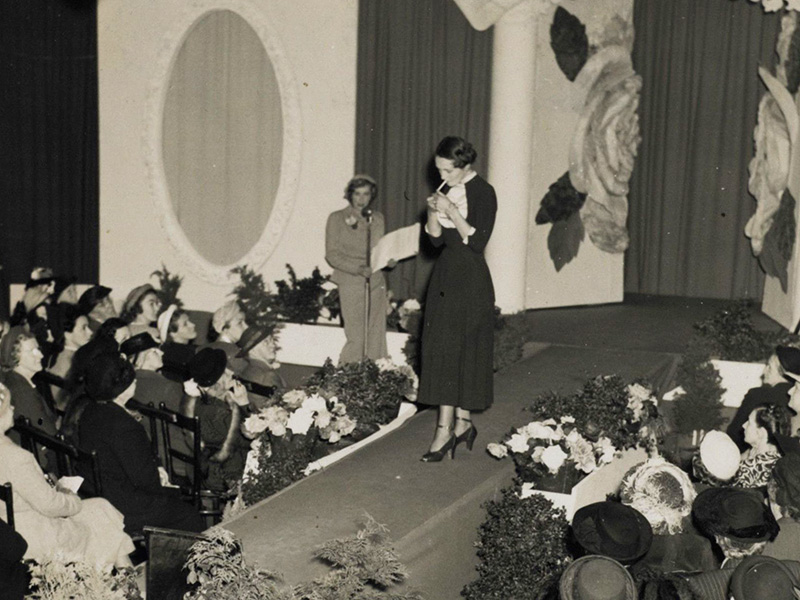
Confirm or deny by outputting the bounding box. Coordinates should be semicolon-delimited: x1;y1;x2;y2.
487;376;664;518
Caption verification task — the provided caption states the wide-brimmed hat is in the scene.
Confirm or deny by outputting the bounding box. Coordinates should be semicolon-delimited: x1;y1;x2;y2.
730;556;800;600
77;285;112;315
571;501;653;563
619;458;695;535
692;487;779;544
24;267;54;290
559;555;636;600
188;347;227;388
85;353;136;401
122;284;156;316
120;332;159;358
776;346;800;381
698;430;741;482
236;325;271;358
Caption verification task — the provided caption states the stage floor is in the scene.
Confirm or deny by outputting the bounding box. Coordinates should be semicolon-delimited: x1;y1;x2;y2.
224;295;778;599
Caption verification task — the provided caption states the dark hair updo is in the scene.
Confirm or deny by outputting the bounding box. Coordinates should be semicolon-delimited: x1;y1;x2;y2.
435;136;477;168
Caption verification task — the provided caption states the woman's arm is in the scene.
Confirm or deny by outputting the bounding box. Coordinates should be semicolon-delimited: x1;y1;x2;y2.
10;450;82;518
425;197;444;246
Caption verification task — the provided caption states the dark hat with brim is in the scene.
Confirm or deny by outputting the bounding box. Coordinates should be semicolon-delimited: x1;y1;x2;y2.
120;332;159;357
52;276;77;301
86;353;136;401
188;347;227;387
692;487;779;544
572;501;653;563
236;325;271;358
730;556;800;600
559;555;636;600
776;346;800;381
78;285;112;315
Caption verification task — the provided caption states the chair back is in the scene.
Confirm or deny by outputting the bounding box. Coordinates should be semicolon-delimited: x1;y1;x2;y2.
144;526;206;600
0;482;15;530
12;416;103;496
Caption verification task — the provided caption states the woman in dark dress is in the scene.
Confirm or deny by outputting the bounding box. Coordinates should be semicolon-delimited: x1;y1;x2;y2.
419;136;497;462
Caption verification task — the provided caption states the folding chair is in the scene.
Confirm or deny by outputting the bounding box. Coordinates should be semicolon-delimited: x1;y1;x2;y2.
12;416;103;497
0;482;15;530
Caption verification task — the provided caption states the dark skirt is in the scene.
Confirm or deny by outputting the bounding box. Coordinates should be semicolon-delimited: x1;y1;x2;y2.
418;232;494;411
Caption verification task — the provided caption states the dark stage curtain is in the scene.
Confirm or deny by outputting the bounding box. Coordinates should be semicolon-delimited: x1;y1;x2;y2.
626;0;780;299
355;0;493;301
0;0;99;317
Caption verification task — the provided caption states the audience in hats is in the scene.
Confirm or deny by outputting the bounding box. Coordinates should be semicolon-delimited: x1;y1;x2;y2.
120;284;162;340
559;555;637;600
122;331;183;413
0;380;136;568
52;276;78;306
77;285;116;331
235;325;284;408
9;267;55;328
763;452;800;560
692;431;740;488
619;458;718;574
203;300;249;375
182;347;251;492
77;353;204;535
158;305;198;382
734;404;790;489
727;352;793;451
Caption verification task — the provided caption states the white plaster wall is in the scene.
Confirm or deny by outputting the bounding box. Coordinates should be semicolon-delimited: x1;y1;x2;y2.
98;0;357;311
524;0;631;309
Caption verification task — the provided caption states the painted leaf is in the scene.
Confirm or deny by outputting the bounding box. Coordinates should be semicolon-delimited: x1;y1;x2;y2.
550;6;589;82
548;211;585;272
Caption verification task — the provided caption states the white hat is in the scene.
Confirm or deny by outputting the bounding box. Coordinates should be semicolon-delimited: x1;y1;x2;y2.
699;431;740;482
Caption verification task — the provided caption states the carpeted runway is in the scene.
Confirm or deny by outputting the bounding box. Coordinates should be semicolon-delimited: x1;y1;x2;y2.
224;295;777;599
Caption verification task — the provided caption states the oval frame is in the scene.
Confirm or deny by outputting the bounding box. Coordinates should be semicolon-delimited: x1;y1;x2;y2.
143;0;302;285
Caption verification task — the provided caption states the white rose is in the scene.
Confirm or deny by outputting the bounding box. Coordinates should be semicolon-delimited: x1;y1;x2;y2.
287;407;315;435
541;445;568;475
314;409;332;430
486;443;508;459
282;389;307;409
505;432;531;454
242;414;269;436
302;393;328;414
522;422;557;441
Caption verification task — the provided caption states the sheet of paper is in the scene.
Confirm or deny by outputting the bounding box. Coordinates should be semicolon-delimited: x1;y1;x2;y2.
57;475;84;494
371;223;421;272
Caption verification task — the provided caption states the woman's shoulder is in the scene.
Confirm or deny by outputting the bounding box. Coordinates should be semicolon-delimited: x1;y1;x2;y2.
466;174;496;198
0;439;36;467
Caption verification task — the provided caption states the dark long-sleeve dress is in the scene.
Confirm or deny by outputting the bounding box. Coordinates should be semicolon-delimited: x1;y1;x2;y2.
418;174;497;411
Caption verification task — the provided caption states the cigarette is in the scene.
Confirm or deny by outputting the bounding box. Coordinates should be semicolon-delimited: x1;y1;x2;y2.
435;180;446;193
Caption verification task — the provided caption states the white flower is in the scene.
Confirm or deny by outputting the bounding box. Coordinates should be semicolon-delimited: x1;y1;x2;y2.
541;445;568;474
505;432;531;454
595;436;617;465
566;433;597;474
302;393;328;414
287;407;315;435
242;414;269;437
531;445;546;463
401;299;421;312
282;389;307;409
375;357;396;372
787;0;800;10
519;482;537;499
314;409;332;430
486;443;508;459
542;418;557;426
330;398;347;416
560;415;575;424
762;0;784;11
522;421;557;441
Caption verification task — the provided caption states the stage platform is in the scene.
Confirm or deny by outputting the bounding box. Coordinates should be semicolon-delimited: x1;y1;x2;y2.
224;295;780;599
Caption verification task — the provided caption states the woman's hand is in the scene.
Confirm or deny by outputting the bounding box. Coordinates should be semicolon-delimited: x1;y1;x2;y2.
427;192;455;217
227;379;250;408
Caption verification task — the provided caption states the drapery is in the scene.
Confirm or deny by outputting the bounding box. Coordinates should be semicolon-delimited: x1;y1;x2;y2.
626;0;780;299
355;0;493;301
0;0;99;317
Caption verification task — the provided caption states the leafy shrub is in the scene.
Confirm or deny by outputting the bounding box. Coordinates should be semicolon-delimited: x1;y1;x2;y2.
230;265;280;333
462;487;571;600
151;263;184;309
274;265;330;324
27;560;141;600
672;343;725;435
493;310;528;372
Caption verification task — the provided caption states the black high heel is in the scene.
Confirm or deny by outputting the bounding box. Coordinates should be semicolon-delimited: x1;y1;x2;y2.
454;417;477;451
421;425;456;462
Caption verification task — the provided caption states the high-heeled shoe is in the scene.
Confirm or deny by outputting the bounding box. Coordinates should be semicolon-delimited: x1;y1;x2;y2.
421;425;456;462
454;417;478;451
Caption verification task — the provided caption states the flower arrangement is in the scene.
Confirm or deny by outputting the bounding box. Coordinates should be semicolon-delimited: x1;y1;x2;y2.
748;0;800;13
238;390;357;507
183;519;421;600
488;377;661;486
304;358;418;438
462;488;571;600
230;265;280;333
386;298;422;333
27;559;141;600
273;264;331;324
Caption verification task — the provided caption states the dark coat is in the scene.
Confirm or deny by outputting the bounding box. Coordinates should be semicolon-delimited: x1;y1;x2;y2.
726;382;792;451
0;519;29;599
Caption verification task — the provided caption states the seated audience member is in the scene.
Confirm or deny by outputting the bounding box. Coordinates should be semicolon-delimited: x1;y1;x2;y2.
692;487;779;563
571;501;653;564
204;301;248;374
0;327;57;436
0;381;135;568
9;268;55;327
77;285;116;330
120;284;162;340
94;317;132;346
692;430;741;487
121;333;182;412
763;452;800;560
777;345;800;436
236;325;284;407
47;304;93;411
729;556;800;600
735;404;790;489
52;276;78;305
182;348;251;492
78;354;204;535
558;555;637;600
620;458;718;573
727;352;793;451
0;518;29;600
158;305;198;382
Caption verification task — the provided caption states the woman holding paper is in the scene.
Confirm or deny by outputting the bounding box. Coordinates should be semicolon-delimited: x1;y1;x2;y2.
325;175;395;363
0;380;135;567
419;136;497;462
